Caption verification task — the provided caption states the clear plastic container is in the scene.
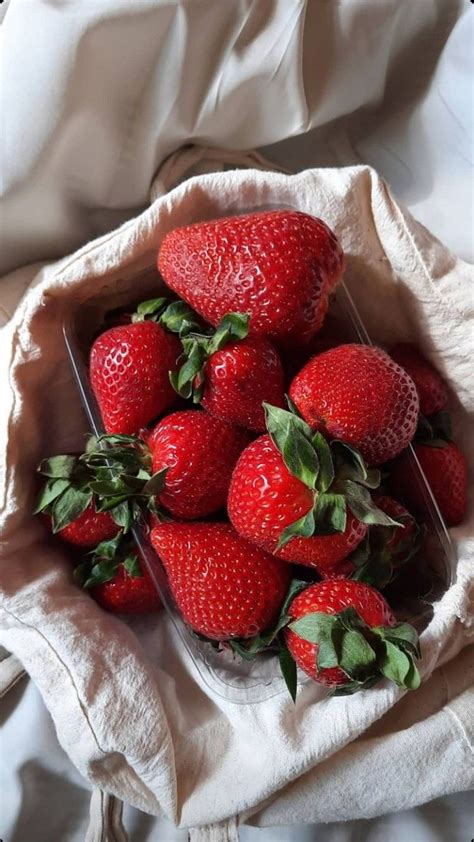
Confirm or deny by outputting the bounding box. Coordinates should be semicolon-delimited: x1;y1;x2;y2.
63;237;456;704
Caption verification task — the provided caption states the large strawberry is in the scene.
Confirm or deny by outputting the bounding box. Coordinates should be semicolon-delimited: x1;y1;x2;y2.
75;536;161;614
135;301;285;431
290;344;419;465
390;440;467;527
35;453;122;547
147;409;249;519
157;210;345;345
150;522;291;640
89;320;181;434
389;344;448;417
285;579;420;692
228;405;398;574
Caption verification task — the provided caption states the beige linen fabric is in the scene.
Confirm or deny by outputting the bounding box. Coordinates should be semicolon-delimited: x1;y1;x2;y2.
0;165;473;832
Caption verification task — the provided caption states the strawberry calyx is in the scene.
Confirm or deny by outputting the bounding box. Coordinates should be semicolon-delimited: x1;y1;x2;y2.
169;312;250;402
132;297;251;402
415;410;452;449
289;606;421;693
78;434;168;524
347;512;421;589
74;534;143;589
35;435;168;533
132;297;203;336
263;402;401;549
34;455;94;532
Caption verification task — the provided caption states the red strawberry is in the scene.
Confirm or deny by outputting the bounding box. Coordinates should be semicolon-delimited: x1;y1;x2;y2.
150;522;291;640
290;344;419;465
200;335;285;431
36;454;122;548
147;410;249;519
84;547;161;614
89;321;181;434
92;564;160;614
52;503;119;548
390;442;467;526
158;210;345;345
162;308;286;432
228;434;368;573
285;579;420;691
389;344;448;417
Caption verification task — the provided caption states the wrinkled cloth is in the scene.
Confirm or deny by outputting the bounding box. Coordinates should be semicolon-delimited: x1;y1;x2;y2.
1;0;469;277
1;163;473;831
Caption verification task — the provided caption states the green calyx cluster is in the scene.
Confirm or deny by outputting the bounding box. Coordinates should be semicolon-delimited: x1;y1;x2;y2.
415;410;452;449
74;534;143;589
348;513;421;589
290;606;421;694
263;402;401;549
132;296;250;402
35;434;167;533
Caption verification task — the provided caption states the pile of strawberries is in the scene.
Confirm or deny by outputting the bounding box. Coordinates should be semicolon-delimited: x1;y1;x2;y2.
36;210;467;698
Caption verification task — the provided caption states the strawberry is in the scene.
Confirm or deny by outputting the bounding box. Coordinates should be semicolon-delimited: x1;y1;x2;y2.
285;579;420;692
76;537;161;614
228;434;367;571
200;334;285;431
157;210;345;345
390;441;467;527
49;503;119;548
228;405;398;574
133;301;285;432
147;409;249;519
289;344;419;465
91;563;160;614
35;453;122;547
150;522;291;640
389;344;448;417
89;320;181;434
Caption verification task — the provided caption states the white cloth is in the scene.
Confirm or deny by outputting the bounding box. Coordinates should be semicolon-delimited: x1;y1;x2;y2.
1;0;471;280
3;679;473;842
1;162;473;834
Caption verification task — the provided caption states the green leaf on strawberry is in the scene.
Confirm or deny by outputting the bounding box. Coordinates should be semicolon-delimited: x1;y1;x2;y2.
276;509;316;550
123;555;143;577
278;644;298;703
36;433;168;537
33;478;71;514
38;455;77;479
335;480;399;527
207;312;250;353
312;432;335;493
312;492;347;534
51;486;93;532
262;402;401;549
168;311;251;402
133;297;169;319
331;441;380;488
79;534;144;589
289;606;420;691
